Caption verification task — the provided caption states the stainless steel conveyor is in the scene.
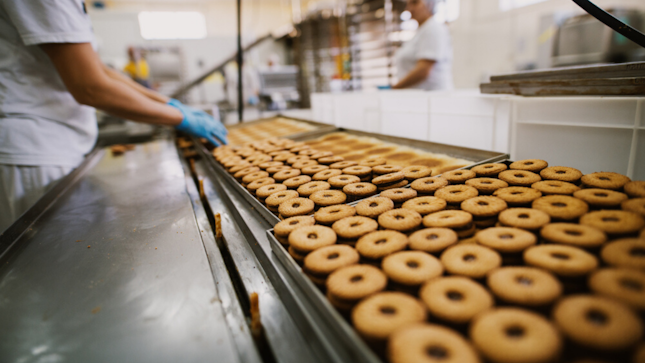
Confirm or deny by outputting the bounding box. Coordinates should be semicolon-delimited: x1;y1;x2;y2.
0;138;318;363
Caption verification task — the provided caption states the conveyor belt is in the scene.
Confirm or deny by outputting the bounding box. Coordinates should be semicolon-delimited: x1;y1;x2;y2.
0;139;257;363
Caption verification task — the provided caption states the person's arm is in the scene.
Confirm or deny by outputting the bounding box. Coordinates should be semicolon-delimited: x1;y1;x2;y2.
102;64;169;104
392;59;435;89
40;42;182;126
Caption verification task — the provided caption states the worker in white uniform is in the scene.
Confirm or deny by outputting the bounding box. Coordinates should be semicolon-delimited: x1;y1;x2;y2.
392;0;454;90
0;0;228;232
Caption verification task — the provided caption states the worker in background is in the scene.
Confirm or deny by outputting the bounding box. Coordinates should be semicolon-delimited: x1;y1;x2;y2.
0;1;227;232
123;46;151;88
392;0;453;90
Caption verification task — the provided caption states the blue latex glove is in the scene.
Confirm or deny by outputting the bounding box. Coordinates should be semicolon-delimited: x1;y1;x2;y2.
168;99;228;146
377;85;392;90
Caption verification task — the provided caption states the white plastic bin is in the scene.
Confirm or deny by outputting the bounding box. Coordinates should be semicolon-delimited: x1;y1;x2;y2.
510;97;645;179
428;92;511;153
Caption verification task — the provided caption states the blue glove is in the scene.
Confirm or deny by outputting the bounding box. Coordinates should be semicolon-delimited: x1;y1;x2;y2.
168;99;228;146
377;85;392;90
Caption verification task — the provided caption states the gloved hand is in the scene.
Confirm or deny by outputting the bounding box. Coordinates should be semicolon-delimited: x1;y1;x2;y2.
168;99;228;146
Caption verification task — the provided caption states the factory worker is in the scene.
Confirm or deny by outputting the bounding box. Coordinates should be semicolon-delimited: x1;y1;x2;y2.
392;0;454;90
0;1;228;232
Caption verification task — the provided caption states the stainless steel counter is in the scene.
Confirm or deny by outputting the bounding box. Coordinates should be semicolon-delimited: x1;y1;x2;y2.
0;140;249;363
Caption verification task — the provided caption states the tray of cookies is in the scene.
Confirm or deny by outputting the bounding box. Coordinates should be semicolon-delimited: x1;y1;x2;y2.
206;127;507;226
224;115;337;146
266;158;645;363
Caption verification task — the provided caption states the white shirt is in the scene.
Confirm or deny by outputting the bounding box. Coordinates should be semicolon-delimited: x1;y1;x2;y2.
394;17;454;91
0;0;97;167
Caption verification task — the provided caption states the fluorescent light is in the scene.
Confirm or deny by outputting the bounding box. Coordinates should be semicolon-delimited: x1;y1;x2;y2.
138;12;207;40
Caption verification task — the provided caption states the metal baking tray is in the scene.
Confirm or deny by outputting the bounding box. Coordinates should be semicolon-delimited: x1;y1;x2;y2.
225;115;338;141
266;229;382;363
196;115;508;226
263;160;518;363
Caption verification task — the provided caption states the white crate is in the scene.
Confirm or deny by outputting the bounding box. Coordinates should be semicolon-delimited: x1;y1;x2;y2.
510;97;645;179
428;92;511;152
310;93;335;125
333;92;380;132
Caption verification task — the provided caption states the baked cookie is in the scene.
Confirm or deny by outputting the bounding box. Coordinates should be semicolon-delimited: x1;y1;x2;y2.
355;197;394;219
625;181;645;198
297;181;331;197
524;244;598;277
509;159;548;173
410;176;449;195
372;172;405;186
272;153;296;163
531;180;580;195
580;210;645;235
358;157;387;167
622;198;645;217
498;208;550;230
309;190;347;208
326;264;387;302
318;155;344;165
278;197;315;218
532;195;589;220
332;216;379;240
314;204;356;225
378;209;423;232
301;165;330;176
328;174;361;189
601;238;645;270
342;165;372;180
540;166;583;183
372;165;403;175
312;168;343;181
234;166;261;180
389;323;480;363
540;223;607;248
258;161;284;170
265;190;299;210
266;165;292;175
402;165;433;180
498;170;542;187
310;151;333;160
343;182;378;201
304;244;360;276
283;175;312;189
273;168;302;182
274;215;316;237
377;179;409;191
476;227;537;253
553;295;643;350
288;225;337;254
381;188;418;205
470;308;562;363
471;163;508;177
420;276;493;324
581;172;631;190
409;228;458;253
256;183;288;200
461;196;507;218
494;187;542;206
465;177;509;194
401;196;447;215
574;188;628;208
330;161;358;169
288;245;307;264
589;268;645;311
488;267;562;306
423;210;473;229
382;251;443;286
352;292;427;341
435;185;479;205
440;244;502;279
356;230;408;260
247;177;276;194
286;155;310;165
442;169;476;184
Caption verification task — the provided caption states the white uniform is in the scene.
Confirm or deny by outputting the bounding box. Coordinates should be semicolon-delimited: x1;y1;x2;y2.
0;0;96;231
394;17;454;91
